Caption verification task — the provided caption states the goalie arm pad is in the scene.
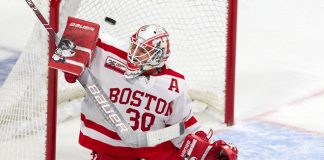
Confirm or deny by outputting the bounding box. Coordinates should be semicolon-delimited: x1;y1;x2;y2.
177;130;238;160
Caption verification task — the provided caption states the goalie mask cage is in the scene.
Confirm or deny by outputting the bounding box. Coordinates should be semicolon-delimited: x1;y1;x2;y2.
0;0;237;160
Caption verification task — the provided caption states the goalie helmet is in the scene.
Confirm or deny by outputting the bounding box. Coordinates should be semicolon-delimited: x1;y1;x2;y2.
125;24;170;79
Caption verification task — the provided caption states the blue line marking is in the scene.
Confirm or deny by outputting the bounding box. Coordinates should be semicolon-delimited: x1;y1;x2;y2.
0;46;21;86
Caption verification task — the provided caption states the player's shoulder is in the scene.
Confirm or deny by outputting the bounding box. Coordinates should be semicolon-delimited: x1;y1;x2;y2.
96;31;128;61
153;65;187;93
154;65;185;80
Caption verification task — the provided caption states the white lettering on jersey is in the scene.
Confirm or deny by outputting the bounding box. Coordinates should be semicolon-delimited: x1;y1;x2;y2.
87;84;129;133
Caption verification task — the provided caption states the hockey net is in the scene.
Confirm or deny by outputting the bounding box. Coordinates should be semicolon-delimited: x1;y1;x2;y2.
0;0;236;159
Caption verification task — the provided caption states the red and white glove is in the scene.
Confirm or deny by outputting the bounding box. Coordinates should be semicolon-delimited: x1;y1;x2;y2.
177;130;238;160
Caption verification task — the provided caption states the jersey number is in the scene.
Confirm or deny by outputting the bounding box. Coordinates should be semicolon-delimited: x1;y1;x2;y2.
126;108;156;131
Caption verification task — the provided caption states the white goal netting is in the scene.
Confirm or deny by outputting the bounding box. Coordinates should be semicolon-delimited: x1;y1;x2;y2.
0;0;233;159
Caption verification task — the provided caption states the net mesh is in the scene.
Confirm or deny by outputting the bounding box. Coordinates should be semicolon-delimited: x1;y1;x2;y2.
0;1;49;159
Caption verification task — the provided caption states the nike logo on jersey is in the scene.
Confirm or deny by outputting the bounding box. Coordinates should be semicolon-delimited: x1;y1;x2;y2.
105;56;127;74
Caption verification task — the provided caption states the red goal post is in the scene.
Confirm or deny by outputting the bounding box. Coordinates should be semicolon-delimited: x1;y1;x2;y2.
47;1;60;160
225;0;237;126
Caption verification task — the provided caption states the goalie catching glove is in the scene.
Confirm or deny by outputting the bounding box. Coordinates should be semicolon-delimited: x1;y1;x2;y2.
178;130;238;160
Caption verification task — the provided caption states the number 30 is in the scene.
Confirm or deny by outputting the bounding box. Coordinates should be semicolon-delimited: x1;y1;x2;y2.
126;108;156;131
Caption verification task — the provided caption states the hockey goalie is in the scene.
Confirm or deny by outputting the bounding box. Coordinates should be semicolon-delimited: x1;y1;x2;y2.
57;18;238;160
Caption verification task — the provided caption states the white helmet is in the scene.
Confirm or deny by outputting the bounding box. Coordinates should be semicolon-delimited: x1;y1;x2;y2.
125;24;170;79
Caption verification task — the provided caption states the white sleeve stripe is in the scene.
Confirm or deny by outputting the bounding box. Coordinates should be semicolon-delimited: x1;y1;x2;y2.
187;139;197;156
